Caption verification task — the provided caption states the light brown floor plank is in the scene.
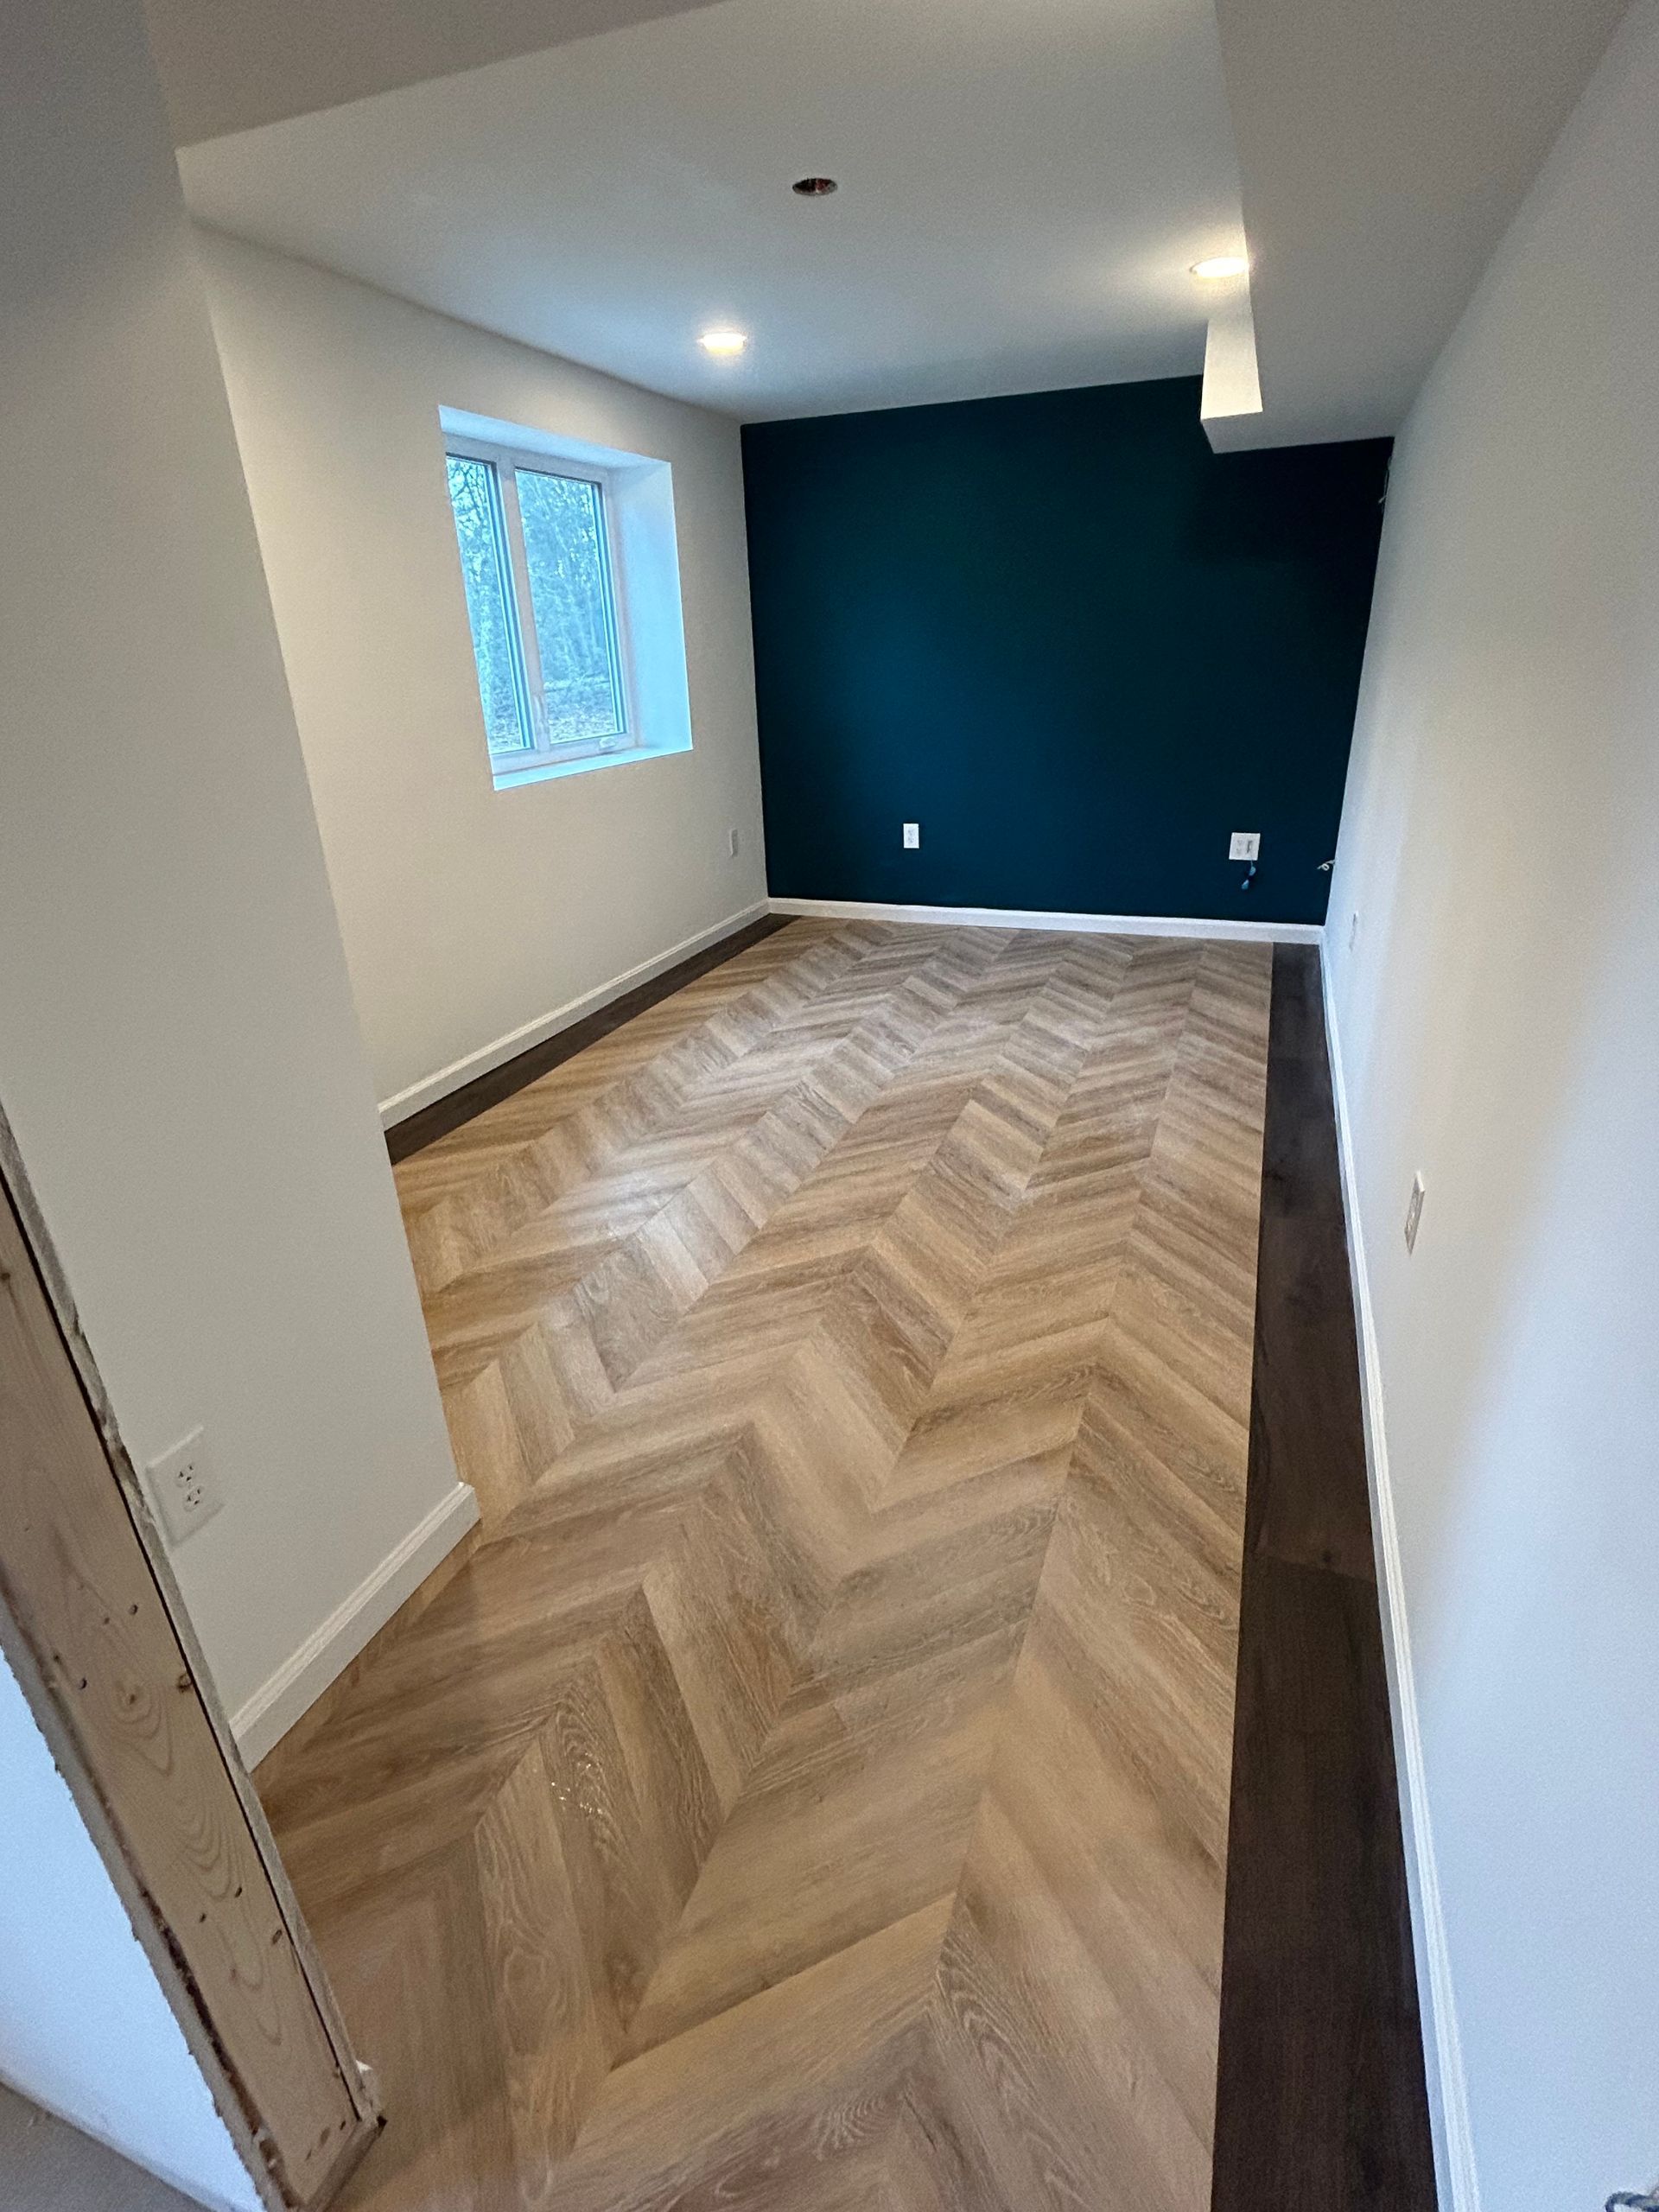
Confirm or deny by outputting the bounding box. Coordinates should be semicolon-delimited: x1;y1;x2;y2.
257;919;1271;2210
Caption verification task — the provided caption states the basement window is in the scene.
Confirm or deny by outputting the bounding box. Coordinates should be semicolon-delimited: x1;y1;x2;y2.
441;410;693;790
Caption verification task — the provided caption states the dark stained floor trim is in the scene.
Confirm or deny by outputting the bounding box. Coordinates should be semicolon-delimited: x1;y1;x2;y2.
385;913;792;1163
1212;944;1438;2210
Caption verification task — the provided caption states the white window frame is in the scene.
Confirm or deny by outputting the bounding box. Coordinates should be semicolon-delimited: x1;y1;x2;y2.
445;430;641;781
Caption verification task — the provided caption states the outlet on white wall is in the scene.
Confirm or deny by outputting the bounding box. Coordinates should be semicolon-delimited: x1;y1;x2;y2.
1229;831;1261;861
902;823;920;849
143;1427;223;1547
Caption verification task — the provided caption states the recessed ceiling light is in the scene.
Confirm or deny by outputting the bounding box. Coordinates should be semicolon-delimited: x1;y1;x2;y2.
698;327;750;359
791;176;838;197
1191;254;1250;280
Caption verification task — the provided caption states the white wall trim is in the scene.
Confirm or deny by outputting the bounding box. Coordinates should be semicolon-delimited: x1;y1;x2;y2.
378;900;770;1127
230;1482;480;1767
1321;963;1482;2212
767;896;1322;944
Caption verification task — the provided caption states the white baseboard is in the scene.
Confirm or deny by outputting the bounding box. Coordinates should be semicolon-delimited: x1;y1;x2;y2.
767;895;1322;944
378;901;772;1127
1321;963;1481;2212
230;1483;480;1768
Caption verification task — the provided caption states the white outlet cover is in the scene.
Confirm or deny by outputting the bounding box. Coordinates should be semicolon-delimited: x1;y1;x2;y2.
902;823;920;849
144;1427;223;1546
1229;831;1261;862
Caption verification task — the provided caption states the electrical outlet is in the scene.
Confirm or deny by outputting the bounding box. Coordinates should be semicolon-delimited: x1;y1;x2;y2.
1404;1173;1426;1255
1229;831;1261;862
728;826;740;857
144;1427;223;1546
902;822;920;849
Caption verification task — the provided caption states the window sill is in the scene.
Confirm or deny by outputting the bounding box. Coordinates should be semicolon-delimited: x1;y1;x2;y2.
490;739;690;793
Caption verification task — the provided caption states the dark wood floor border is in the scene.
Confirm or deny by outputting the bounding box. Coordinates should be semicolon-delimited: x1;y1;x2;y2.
385;913;793;1162
1211;944;1439;2210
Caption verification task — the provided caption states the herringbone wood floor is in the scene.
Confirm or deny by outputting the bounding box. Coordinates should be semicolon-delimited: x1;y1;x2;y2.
257;919;1272;2212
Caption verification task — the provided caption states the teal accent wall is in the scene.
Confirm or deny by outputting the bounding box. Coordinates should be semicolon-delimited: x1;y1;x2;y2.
742;378;1389;925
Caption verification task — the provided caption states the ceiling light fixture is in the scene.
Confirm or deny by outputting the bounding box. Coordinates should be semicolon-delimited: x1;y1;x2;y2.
1191;253;1249;280
791;175;838;197
698;327;750;359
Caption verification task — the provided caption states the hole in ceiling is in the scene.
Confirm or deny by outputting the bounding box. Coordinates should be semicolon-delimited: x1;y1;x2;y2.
791;176;839;198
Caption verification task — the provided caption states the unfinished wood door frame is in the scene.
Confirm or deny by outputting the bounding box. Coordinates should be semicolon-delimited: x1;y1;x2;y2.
0;1108;379;2209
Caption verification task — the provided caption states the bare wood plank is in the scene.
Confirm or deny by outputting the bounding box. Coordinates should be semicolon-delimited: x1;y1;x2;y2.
0;1178;370;2207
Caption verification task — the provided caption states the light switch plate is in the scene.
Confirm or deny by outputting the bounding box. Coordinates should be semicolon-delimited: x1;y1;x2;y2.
1229;831;1261;862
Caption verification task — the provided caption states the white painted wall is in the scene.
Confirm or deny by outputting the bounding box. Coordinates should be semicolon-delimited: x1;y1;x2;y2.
0;0;465;1751
194;232;768;1117
1325;4;1659;2203
0;1656;260;2212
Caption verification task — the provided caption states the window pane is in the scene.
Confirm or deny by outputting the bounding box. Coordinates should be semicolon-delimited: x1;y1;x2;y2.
516;469;626;745
445;454;530;753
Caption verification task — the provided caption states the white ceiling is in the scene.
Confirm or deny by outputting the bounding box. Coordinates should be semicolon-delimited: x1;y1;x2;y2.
1213;0;1630;446
178;0;1249;423
168;0;1630;442
145;0;734;147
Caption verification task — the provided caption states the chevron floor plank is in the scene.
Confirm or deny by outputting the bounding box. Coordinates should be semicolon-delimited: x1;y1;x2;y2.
256;919;1272;2211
